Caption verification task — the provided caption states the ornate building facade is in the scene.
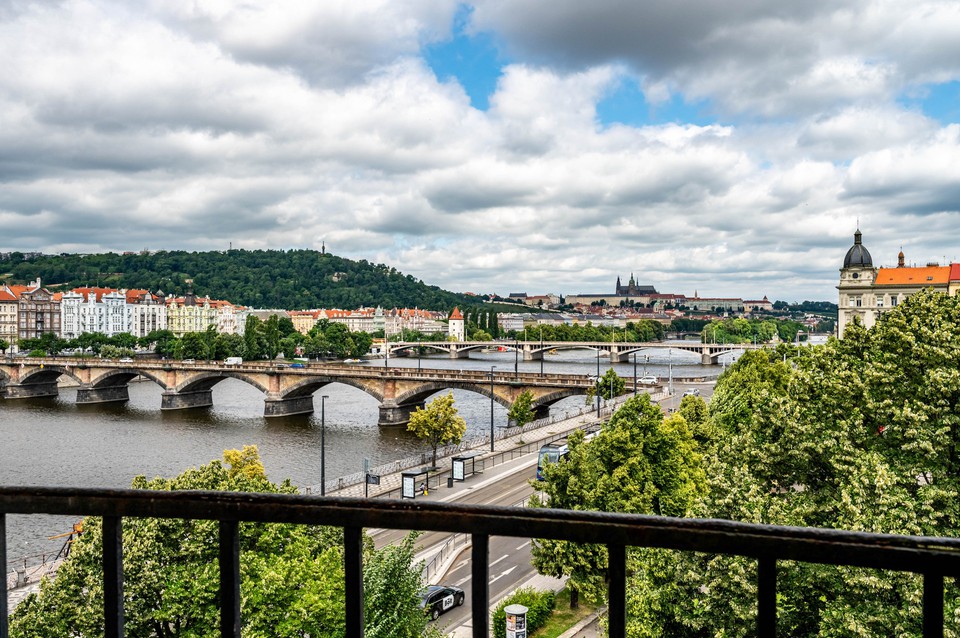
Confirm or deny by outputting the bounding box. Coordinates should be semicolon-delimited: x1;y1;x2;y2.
837;230;960;338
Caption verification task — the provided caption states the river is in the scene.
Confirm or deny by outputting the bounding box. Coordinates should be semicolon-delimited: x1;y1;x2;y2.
1;345;735;563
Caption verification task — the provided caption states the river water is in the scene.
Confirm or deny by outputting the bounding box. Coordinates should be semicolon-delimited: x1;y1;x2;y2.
1;346;733;563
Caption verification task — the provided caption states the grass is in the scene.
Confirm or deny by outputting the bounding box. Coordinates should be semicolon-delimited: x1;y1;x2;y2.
531;588;597;638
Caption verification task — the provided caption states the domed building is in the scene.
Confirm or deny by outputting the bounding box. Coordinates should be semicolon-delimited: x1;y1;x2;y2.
837;230;959;338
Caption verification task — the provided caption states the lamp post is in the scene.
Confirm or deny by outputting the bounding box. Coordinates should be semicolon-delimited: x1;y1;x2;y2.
417;336;421;372
514;337;519;379
489;365;497;452
596;349;601;417
633;352;637;396
320;395;329;496
539;327;544;377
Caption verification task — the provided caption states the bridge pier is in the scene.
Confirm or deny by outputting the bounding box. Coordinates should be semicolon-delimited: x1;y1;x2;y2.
448;349;470;359
378;401;425;427
701;351;715;365
161;390;213;411
76;385;130;405
522;347;542;361
2;382;59;400
264;394;314;418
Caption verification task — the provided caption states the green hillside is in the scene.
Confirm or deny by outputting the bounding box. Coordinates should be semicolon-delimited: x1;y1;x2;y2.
0;250;473;310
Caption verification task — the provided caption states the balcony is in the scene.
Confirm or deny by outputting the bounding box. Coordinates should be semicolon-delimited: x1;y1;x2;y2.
2;486;959;638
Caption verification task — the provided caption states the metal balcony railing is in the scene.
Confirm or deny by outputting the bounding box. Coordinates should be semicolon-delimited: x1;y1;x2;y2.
3;486;960;638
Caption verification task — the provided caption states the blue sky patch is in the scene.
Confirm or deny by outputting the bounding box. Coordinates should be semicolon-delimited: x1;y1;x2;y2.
596;75;716;127
424;4;505;111
899;80;960;124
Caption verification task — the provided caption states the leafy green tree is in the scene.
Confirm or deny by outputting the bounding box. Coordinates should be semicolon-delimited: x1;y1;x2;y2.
263;315;281;359
10;447;433;638
99;344;135;359
140;329;177;357
594;367;625;400
508;390;535;429
531;395;705;608
0;338;8;353
629;290;960;637
243;315;264;360
406;392;467;469
109;332;138;349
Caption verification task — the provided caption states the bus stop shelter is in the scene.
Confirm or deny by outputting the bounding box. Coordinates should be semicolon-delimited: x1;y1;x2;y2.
401;467;439;499
451;452;484;482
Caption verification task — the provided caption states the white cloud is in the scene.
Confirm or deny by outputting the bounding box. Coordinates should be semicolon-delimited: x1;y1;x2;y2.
0;0;958;303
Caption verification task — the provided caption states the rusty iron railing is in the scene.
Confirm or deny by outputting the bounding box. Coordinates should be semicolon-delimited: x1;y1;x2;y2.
2;486;959;638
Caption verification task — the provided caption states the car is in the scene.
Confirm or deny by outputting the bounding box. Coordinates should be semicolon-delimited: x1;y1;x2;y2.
118;357;134;363
182;359;195;364
419;585;465;621
289;363;305;369
638;375;658;385
682;388;701;397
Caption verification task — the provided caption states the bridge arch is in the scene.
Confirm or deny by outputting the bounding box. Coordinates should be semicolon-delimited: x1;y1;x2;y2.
393;382;514;410
174;371;270;395
277;377;385;403
87;368;168;390
18;365;84;387
529;389;586;410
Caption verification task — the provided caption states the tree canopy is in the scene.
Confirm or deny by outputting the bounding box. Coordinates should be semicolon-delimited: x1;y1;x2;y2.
2;249;473;311
10;446;435;638
627;289;960;636
406;392;467;469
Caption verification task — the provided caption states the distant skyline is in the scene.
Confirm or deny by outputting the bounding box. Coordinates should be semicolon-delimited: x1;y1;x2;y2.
2;1;959;302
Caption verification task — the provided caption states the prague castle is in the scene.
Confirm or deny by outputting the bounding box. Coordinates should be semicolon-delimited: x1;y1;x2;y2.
838;230;960;337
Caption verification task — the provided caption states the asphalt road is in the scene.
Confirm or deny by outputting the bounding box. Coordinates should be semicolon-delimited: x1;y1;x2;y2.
370;380;716;631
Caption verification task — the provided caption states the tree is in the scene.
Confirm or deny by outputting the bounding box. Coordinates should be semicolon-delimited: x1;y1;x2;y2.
595;367;625;400
0;338;8;354
406;392;467;469
508;390;536;429
10;447;433;638
531;395;705;609
628;290;960;637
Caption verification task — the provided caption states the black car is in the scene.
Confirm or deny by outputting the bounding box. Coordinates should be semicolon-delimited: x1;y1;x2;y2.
419;584;465;621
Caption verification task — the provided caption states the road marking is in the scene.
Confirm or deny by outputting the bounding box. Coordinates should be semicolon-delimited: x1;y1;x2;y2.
454;575;471;587
489;565;517;584
515;540;530;551
489;554;509;567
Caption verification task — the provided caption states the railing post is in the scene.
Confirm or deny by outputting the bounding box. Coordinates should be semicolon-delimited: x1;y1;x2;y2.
103;516;124;638
607;544;626;638
472;534;489;638
923;572;944;638
345;526;364;638
218;520;241;638
757;557;776;638
1;514;8;638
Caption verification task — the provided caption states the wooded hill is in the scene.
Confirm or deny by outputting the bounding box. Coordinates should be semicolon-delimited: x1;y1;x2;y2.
0;249;473;310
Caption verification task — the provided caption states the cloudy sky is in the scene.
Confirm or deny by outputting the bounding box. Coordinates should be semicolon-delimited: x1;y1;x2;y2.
2;0;959;301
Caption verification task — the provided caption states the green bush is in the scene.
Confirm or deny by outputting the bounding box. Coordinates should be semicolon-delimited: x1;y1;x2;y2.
492;587;556;638
28;349;47;357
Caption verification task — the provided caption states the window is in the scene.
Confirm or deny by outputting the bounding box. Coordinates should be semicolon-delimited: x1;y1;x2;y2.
854;297;862;307
891;297;899;307
877;297;884;308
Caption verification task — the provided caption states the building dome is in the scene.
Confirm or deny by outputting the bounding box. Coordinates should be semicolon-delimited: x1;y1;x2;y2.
843;229;873;268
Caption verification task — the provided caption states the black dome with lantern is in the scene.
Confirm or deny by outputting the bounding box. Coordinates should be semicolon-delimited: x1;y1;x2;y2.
843;229;873;268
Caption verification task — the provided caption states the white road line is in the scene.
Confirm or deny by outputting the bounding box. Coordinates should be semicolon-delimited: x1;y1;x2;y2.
515;540;530;551
489;554;509;568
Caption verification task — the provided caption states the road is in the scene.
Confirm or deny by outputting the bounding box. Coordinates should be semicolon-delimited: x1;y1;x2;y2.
370;380;715;632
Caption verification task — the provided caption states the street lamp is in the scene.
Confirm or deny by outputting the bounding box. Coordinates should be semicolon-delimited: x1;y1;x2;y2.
539;327;544;377
489;365;497;452
417;336;421;372
633;352;637;396
596;349;601;417
320;395;329;496
514;337;518;379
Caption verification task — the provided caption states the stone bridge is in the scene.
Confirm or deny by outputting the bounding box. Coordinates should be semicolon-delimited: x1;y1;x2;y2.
0;358;613;426
388;340;764;365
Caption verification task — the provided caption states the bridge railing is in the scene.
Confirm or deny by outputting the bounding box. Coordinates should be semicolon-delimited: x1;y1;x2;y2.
2;487;958;638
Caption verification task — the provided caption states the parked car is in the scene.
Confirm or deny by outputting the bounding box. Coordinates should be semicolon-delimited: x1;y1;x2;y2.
289;363;305;369
638;375;658;385
118;357;134;363
224;357;243;365
182;359;195;364
682;388;701;397
419;585;465;621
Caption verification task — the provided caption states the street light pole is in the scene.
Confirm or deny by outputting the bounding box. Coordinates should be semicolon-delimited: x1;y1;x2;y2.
596;349;601;417
489;365;497;452
514;337;518;379
539;327;544;376
633;352;637;396
320;395;329;496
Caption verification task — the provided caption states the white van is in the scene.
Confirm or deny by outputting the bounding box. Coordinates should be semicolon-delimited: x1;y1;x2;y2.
224;357;243;365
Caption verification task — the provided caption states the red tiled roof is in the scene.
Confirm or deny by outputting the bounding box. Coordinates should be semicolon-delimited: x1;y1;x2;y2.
875;266;950;286
950;264;960;282
450;307;463;320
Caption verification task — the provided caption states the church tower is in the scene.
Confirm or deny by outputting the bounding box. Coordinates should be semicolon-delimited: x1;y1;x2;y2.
837;229;877;338
448;307;465;342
